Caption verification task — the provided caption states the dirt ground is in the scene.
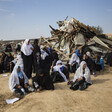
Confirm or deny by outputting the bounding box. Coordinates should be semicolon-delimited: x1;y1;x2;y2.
0;66;112;112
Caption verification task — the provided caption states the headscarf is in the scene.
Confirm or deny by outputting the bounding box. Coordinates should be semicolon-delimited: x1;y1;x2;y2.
9;65;29;92
53;60;68;82
17;66;23;79
41;49;48;60
48;47;52;54
75;49;81;57
86;51;91;57
73;61;92;84
16;55;24;70
69;53;80;65
21;39;33;56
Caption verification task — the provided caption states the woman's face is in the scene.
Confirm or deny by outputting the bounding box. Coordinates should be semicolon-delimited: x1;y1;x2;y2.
17;67;21;73
83;54;87;59
57;63;62;66
27;40;30;45
83;64;86;69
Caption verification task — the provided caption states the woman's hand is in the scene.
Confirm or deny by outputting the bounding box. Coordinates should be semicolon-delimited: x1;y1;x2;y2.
72;63;76;66
36;88;40;92
18;85;22;89
30;47;34;51
24;84;28;88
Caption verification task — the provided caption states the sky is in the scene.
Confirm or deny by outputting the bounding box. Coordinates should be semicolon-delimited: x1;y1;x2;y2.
0;0;112;40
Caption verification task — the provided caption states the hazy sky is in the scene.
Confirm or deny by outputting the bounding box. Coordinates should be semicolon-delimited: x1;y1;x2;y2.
0;0;112;40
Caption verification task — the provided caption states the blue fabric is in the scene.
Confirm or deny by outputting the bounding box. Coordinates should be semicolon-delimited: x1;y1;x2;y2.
95;58;104;69
17;71;24;79
48;47;52;54
60;66;64;72
72;61;77;64
99;58;104;69
75;49;81;57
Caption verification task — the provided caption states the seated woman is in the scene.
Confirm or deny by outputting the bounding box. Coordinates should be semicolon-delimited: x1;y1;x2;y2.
106;52;112;66
10;58;17;73
69;52;80;73
70;61;92;91
10;54;24;72
16;54;24;70
0;52;7;73
95;54;104;71
82;53;96;76
75;49;82;60
9;65;34;95
32;69;54;92
51;60;68;83
4;52;14;72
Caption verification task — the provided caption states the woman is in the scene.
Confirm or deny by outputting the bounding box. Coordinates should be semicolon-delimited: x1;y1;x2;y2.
21;39;34;79
51;60;68;83
33;39;41;73
4;52;14;72
95;54;104;71
0;52;7;73
75;49;82;60
9;65;34;95
41;49;51;74
69;52;80;73
32;69;54;92
107;52;112;66
70;61;92;91
16;55;24;70
83;53;96;76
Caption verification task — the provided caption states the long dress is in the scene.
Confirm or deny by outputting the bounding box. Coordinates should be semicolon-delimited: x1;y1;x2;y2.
51;60;68;83
107;52;112;66
70;61;92;90
9;65;29;92
82;56;96;73
33;39;41;73
21;39;33;79
32;70;54;90
69;53;80;73
4;54;14;72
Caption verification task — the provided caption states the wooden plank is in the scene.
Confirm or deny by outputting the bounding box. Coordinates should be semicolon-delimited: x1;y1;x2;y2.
41;36;70;60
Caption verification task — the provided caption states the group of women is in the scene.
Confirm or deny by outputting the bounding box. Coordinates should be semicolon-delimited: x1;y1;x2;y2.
8;39;105;96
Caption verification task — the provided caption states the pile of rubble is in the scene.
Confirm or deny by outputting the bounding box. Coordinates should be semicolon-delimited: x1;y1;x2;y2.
40;17;112;61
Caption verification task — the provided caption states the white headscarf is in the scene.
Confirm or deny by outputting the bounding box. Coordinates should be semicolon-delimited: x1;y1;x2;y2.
11;58;17;64
9;65;29;92
41;49;48;60
21;39;33;56
69;53;80;65
73;61;92;84
16;55;24;70
86;51;91;57
53;60;68;82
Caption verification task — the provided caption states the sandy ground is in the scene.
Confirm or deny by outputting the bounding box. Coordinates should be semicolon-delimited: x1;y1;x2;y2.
0;66;112;112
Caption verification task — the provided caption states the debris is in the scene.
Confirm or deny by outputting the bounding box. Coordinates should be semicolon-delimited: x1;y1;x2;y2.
39;17;112;61
6;98;20;104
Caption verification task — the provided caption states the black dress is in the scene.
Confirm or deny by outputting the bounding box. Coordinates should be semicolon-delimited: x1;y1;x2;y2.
51;66;69;83
4;55;14;72
32;73;54;90
82;57;96;73
21;52;33;79
33;43;41;73
107;52;112;66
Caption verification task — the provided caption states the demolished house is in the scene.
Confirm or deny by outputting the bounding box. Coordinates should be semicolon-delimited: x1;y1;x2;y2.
39;17;112;61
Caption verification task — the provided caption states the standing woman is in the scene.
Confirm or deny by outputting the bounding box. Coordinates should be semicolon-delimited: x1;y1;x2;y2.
21;39;34;79
33;39;41;73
